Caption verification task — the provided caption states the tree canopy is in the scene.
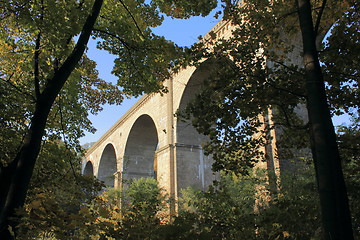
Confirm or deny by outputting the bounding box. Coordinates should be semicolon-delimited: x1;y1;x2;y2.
0;0;219;238
180;0;358;173
177;0;358;239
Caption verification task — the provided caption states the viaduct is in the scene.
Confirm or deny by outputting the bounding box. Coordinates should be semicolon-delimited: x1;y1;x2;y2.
83;19;281;199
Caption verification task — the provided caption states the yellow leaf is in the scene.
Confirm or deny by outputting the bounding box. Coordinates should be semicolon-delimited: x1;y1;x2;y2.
29;200;42;209
283;231;290;237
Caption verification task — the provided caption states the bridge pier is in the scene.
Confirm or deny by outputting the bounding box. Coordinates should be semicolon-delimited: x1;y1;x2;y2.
174;143;216;192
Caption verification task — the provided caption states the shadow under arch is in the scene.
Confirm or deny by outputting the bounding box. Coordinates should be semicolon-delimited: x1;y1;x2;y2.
177;58;224;145
175;57;228;191
98;143;117;187
83;161;94;176
122;114;158;182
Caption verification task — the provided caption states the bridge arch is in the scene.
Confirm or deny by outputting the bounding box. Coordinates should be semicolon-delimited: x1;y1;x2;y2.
83;161;94;176
122;114;159;182
175;58;222;190
176;59;218;145
98;143;117;187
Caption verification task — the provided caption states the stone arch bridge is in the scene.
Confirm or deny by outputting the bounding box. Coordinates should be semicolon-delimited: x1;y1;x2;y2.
83;20;280;199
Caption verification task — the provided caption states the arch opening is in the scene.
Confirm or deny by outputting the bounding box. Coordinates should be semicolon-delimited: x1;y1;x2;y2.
98;143;117;187
177;60;216;146
123;114;158;182
176;59;222;191
83;161;94;176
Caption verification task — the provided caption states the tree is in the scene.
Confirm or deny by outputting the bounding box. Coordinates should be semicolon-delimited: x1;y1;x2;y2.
174;173;258;239
296;0;353;238
337;117;360;239
175;170;322;240
79;178;167;240
0;0;218;238
179;0;358;239
16;140;103;239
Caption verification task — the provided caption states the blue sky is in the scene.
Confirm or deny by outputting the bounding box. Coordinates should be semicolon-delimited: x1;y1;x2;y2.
80;13;221;144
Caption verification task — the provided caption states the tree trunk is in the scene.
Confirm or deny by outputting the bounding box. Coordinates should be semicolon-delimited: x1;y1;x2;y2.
0;0;104;238
296;0;354;239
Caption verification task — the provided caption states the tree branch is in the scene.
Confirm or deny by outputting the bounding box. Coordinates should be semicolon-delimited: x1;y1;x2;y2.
314;0;327;36
277;9;299;23
266;80;307;99
272;59;304;75
91;29;148;85
42;0;103;98
34;0;45;99
57;97;79;183
1;75;36;102
274;103;310;129
92;28;134;50
325;71;360;79
118;0;145;39
34;31;41;99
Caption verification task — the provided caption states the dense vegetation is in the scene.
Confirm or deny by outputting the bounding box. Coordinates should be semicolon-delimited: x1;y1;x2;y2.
15;164;359;239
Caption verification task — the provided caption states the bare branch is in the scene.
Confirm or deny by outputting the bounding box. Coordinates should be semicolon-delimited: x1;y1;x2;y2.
314;0;327;36
274;103;310;129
